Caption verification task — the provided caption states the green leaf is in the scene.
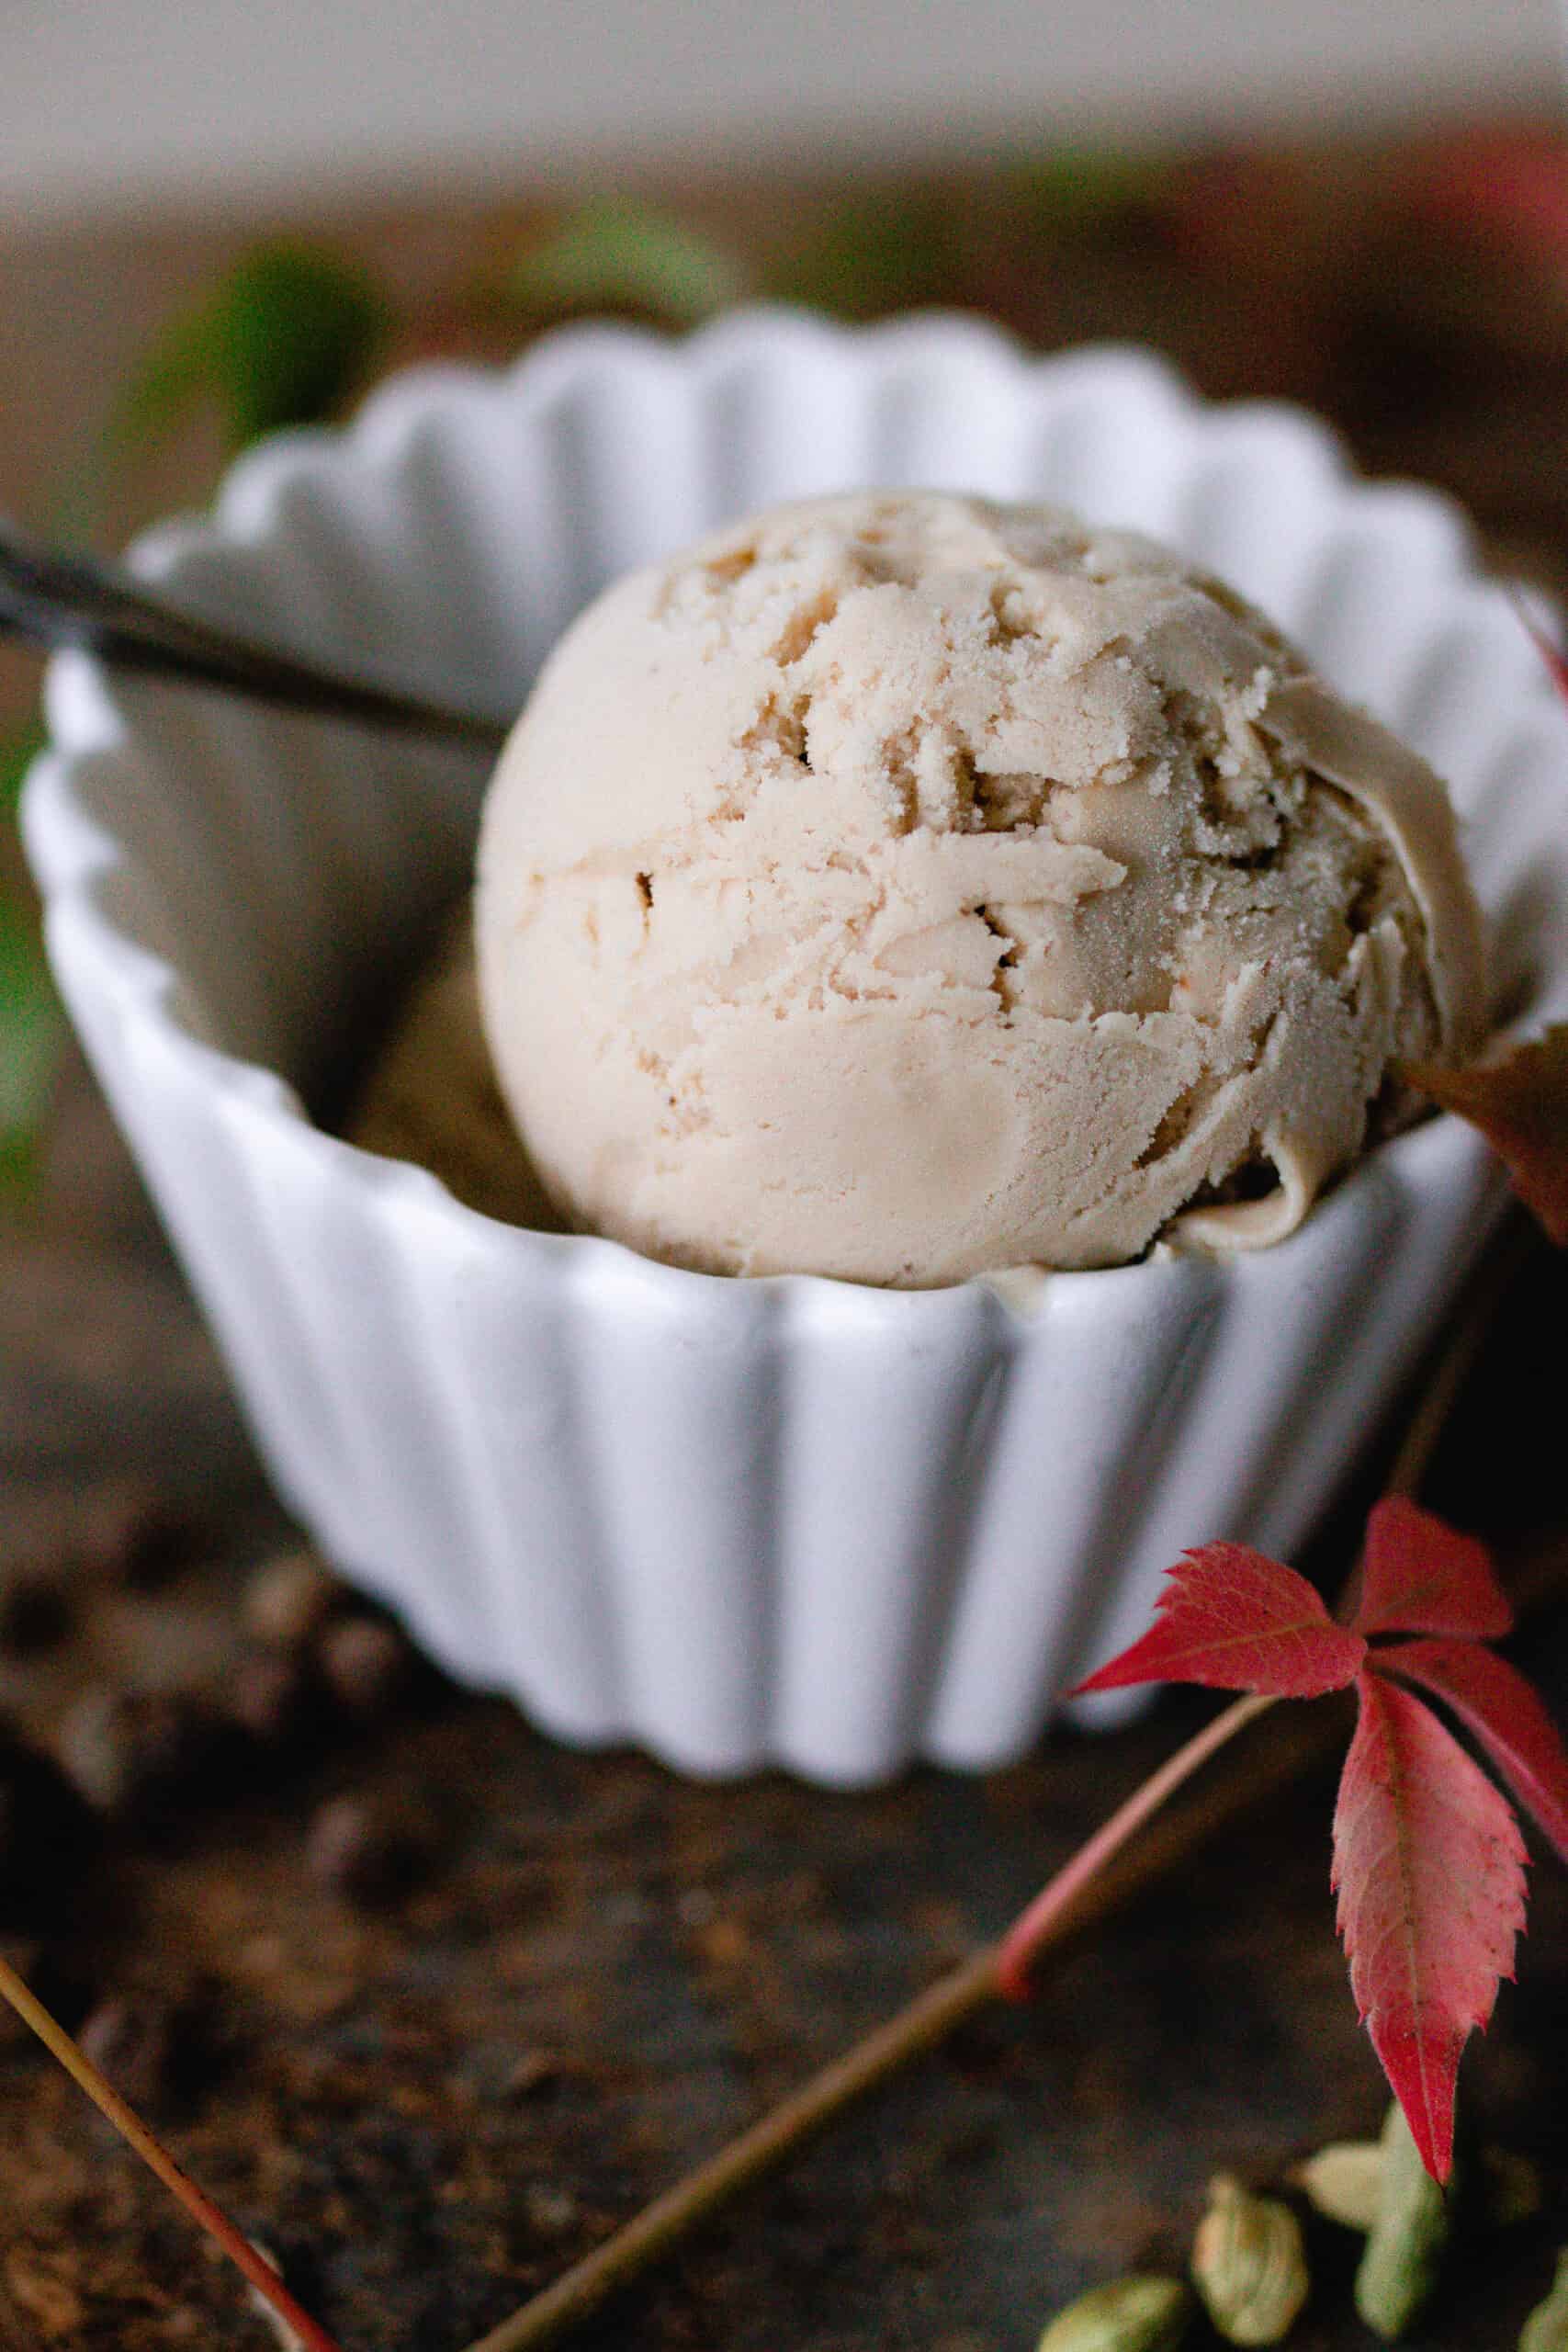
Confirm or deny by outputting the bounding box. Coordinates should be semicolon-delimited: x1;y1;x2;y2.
110;241;392;460
0;722;45;822
508;200;750;324
1010;146;1172;230
770;191;958;317
0;895;62;1201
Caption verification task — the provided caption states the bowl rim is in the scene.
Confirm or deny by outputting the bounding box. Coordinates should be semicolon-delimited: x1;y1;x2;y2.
24;305;1541;1325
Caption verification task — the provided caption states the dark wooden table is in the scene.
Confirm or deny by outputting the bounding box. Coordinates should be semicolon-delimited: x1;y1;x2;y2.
4;123;1568;2350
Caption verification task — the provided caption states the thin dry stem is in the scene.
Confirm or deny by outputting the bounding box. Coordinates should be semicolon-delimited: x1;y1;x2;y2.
468;1687;1282;2352
1385;1224;1535;1503
995;1690;1274;1996
466;1943;1004;2352
0;1952;347;2352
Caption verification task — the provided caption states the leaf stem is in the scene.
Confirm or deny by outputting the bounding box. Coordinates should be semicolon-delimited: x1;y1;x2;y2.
995;1690;1275;1997
0;1951;348;2352
1385;1224;1533;1504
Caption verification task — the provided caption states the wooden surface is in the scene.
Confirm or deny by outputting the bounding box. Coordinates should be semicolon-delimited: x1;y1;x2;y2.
5;125;1568;2349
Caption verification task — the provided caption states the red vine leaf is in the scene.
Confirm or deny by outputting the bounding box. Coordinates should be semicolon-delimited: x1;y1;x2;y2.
1378;1637;1568;1864
1353;1497;1514;1641
1403;128;1568;267
1332;1670;1528;2183
1403;1028;1568;1247
1073;1544;1366;1698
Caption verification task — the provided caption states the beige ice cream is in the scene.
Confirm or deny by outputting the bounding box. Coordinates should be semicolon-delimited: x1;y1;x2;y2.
475;492;1485;1285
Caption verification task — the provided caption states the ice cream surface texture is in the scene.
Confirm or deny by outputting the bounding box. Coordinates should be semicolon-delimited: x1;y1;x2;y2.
475;492;1485;1285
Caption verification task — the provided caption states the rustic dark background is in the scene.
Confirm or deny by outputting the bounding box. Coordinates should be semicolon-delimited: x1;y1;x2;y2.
3;119;1568;2350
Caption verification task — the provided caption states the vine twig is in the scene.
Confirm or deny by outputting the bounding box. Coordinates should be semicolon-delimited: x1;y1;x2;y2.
0;1951;348;2352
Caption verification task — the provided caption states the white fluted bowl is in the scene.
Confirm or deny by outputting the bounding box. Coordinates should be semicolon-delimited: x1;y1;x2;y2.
22;312;1568;1783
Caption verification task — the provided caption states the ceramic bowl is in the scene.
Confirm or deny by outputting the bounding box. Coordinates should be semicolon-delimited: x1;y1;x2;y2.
22;311;1567;1783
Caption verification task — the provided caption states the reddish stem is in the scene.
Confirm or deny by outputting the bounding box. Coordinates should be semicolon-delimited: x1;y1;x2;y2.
996;1689;1276;1997
0;1951;347;2352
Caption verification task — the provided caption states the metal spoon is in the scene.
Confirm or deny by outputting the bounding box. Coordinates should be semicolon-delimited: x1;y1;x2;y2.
0;518;512;755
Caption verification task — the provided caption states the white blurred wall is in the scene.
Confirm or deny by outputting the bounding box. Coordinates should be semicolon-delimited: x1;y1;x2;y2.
2;0;1559;224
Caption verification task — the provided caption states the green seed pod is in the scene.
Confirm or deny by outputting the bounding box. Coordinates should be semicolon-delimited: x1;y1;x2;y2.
1355;2103;1452;2340
1036;2274;1194;2352
1484;2146;1544;2233
1292;2141;1385;2233
1519;2249;1568;2352
1190;2174;1310;2345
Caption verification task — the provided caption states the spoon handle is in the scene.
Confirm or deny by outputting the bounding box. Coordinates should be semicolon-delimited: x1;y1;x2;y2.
0;521;512;756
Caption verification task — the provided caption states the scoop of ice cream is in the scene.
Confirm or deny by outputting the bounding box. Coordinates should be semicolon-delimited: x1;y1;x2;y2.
475;492;1486;1284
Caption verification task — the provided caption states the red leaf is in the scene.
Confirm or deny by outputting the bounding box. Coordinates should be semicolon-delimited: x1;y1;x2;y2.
1332;1671;1528;2182
1403;129;1568;270
1073;1544;1366;1698
1353;1498;1514;1641
1378;1638;1568;1865
1403;1026;1568;1247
